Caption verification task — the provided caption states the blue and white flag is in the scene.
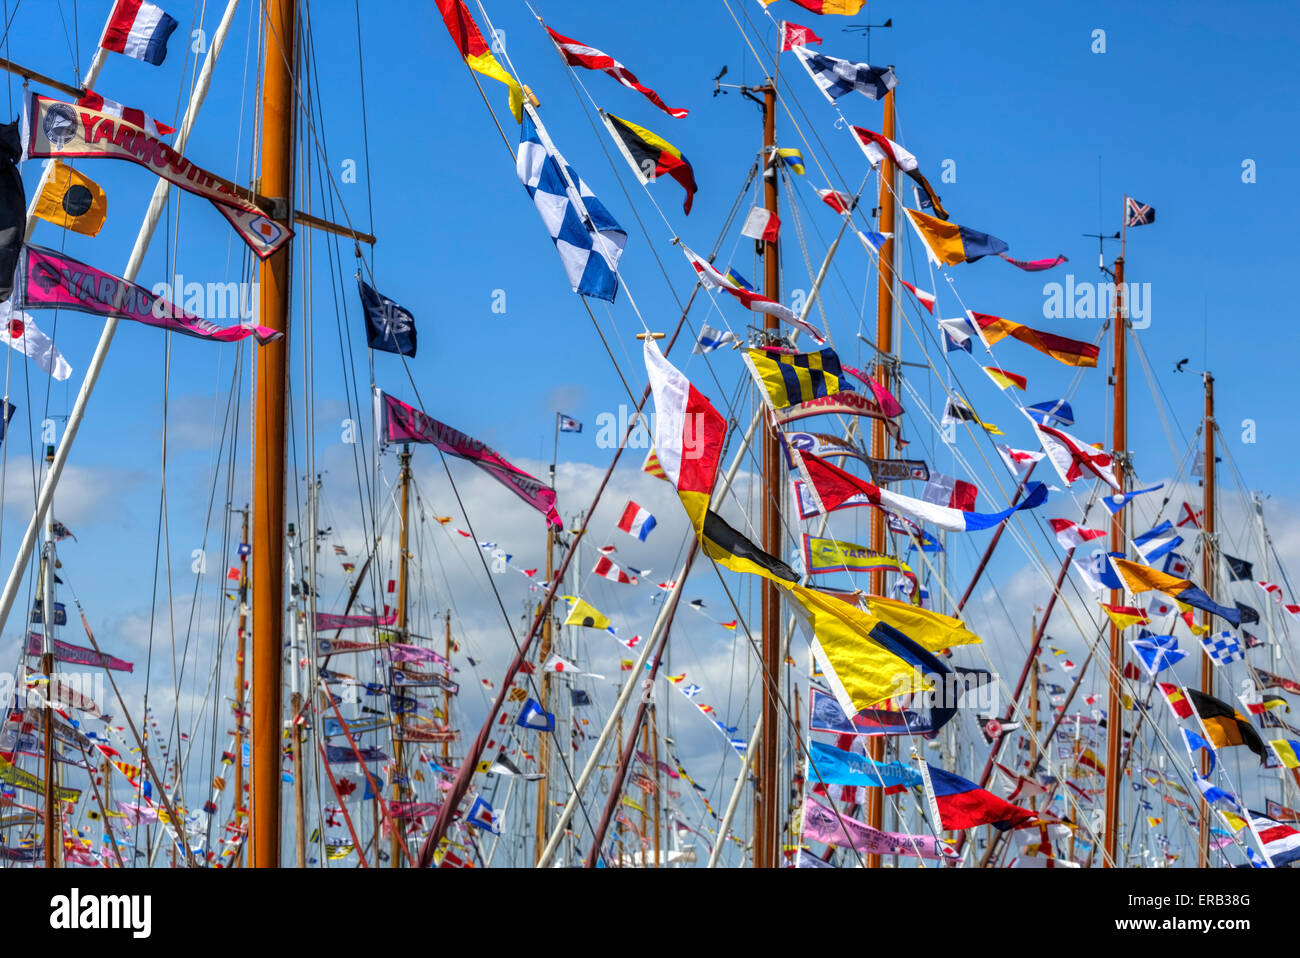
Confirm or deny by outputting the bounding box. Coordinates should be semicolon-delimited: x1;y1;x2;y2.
518;111;627;302
516;698;555;732
1024;399;1075;427
467;795;500;833
1201;630;1242;667
1162;551;1191;579
1128;634;1185;676
1182;729;1217;774
693;323;739;354
1134;520;1183;563
558;414;582;433
808;740;922;788
1101;482;1164;515
792;46;896;104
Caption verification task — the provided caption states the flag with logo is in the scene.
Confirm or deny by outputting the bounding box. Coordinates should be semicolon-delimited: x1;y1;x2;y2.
358;279;416;357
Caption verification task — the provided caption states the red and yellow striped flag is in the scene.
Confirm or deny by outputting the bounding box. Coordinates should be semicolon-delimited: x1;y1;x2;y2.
435;0;523;122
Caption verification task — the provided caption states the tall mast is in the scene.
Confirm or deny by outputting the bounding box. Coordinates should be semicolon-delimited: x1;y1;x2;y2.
250;0;297;869
391;446;412;867
755;78;782;871
866;83;897;869
1102;248;1127;868
442;611;453;763
534;524;555;862
1196;372;1216;866
41;502;57;868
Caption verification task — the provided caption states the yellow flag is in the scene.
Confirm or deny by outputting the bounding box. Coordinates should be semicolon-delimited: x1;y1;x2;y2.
33;160;107;236
563;597;610;630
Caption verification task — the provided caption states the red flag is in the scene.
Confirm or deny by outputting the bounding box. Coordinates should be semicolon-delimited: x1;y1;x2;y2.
546;27;687;118
779;21;823;50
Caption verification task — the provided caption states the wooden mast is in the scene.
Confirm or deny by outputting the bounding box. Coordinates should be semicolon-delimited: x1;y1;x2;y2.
250;0;297;869
534;525;555;863
1102;246;1127;868
442;611;453;762
391;446;412;867
1196;372;1216;866
40;521;57;868
866;83;897;870
755;78;782;871
651;704;662;867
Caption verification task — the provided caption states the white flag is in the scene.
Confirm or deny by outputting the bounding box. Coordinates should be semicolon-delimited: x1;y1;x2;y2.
0;304;71;381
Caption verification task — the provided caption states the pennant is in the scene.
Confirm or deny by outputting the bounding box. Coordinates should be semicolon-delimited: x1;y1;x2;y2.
1111;558;1242;627
435;0;523;121
899;279;936;314
516;698;556;731
562;597;612;631
850;126;947;219
548;28;687;118
779;20;823;50
601;112;696;213
32;160;107;236
982;367;1027;391
1048;518;1107;551
682;244;822;342
376;389;560;527
762;0;866;13
904;208;1008;266
972;313;1099;368
802;797;956;859
1101;482;1164;515
808;741;921;788
592;556;637;585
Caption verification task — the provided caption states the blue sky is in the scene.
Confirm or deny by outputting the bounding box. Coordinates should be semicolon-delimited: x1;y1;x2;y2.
0;0;1296;864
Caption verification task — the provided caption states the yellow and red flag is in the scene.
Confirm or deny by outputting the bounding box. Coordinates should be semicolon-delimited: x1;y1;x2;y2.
435;0;523;122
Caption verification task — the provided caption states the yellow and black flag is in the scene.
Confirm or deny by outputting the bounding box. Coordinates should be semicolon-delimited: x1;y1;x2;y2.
1188;688;1267;761
744;346;848;410
602;112;697;215
34;161;107;236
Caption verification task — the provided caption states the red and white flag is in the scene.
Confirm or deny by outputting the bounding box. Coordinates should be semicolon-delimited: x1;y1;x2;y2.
593;555;637;585
546;27;687;118
1048;518;1107;552
543;653;603;679
0;303;72;381
994;443;1045;479
1028;416;1120;491
851;126;918;172
1177;501;1203;528
597;544;617;554
617;500;657;542
76;91;175;137
899;279;935;314
682;244;824;343
779;21;823;51
1259;581;1284;603
816;187;855;215
740;206;781;243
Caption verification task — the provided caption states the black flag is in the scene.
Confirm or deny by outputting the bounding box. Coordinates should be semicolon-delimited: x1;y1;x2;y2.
0;120;23;302
1223;554;1254;582
1235;601;1261;625
358;278;417;357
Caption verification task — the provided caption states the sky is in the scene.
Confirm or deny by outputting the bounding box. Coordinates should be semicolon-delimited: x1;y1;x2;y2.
0;0;1296;866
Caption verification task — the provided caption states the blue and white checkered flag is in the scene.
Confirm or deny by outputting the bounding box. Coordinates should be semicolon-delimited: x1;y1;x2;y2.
1201;630;1242;666
793;46;896;105
518;109;627;302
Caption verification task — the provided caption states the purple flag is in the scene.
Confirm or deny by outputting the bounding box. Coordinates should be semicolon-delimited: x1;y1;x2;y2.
27;632;133;672
314;610;397;633
377;389;560;528
802;797;958;860
17;244;281;344
388;643;450;668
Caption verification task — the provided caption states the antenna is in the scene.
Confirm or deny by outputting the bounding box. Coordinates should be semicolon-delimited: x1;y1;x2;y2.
711;65;728;97
1082;231;1119;275
843;17;892;60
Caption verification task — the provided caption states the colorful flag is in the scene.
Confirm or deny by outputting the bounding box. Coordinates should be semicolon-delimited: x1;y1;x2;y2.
983;367;1027;391
801;536;917;583
850;126;947;219
942;396;1002;435
518;112;626;302
745;346;848;409
1187;688;1266;760
1101;603;1149;630
681;244;822;342
809;741;921;788
435;0;522;121
377;389;560;527
358;279;416;357
1134;521;1183;563
921;473;978;512
899;279;936;314
1128;634;1185;676
32;160;107;236
516;699;555;732
642;448;668;481
779;20;823;50
1101;482;1164;515
762;0;866;13
1268;740;1300;769
1124;197;1156;228
1111;558;1242;627
558;414;582;432
802;797;957;859
15;244;280;343
0;304;72;381
973;313;1100;368
547;28;687;118
816;187;855;215
904;208;1008;266
562;597;612;631
601;112;697;214
775;148;805;174
99;0;177;65
921;763;1035;831
1024;398;1076;427
466;795;500;833
1201;630;1242;667
792;46;895;103
1248;810;1300;866
1255;668;1300;695
617;501;657;542
1028;418;1119;490
1158;682;1194;719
